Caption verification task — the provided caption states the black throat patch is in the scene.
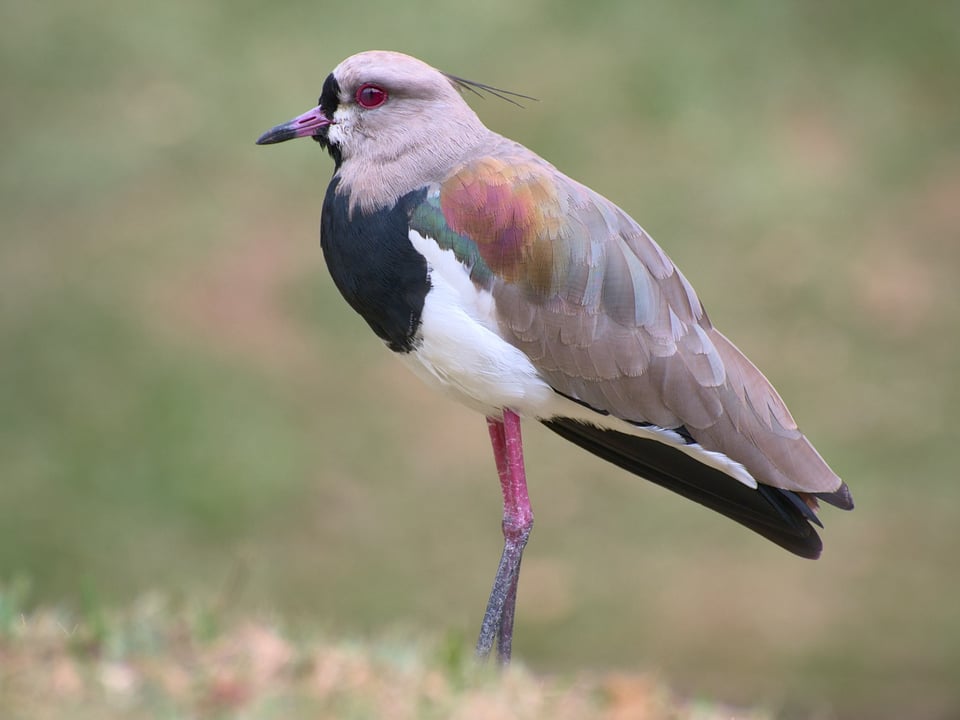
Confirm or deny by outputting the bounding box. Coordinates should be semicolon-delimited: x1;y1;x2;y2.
318;73;340;118
313;73;343;167
320;178;431;353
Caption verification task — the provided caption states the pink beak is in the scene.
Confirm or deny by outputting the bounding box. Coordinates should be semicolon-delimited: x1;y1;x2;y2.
256;105;332;145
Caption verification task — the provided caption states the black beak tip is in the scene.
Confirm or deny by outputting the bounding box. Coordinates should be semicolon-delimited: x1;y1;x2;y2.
255;125;296;146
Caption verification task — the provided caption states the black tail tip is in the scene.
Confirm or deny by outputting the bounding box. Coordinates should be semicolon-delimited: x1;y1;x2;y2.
817;482;854;510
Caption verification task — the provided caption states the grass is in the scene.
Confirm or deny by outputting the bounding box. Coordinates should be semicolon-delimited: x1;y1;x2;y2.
0;587;771;720
2;1;959;718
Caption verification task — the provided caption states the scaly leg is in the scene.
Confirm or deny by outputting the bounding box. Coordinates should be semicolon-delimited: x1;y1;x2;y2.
476;408;533;664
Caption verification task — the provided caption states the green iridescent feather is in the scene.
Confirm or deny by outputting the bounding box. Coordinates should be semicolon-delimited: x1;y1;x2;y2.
409;193;495;289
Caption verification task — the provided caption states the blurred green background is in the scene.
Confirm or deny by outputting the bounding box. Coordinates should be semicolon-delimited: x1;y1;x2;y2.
2;1;958;717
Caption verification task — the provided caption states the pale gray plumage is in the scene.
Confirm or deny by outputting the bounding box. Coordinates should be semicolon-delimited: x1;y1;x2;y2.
326;51;493;213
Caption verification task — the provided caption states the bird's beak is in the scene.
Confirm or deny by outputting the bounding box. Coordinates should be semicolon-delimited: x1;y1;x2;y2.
255;105;332;145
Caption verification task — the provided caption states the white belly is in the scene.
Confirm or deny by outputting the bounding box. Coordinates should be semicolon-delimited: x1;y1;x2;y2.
401;230;555;418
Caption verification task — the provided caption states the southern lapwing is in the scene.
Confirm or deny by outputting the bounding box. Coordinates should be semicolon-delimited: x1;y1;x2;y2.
256;50;853;664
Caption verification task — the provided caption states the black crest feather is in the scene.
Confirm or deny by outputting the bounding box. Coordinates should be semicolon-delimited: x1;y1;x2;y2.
443;73;538;108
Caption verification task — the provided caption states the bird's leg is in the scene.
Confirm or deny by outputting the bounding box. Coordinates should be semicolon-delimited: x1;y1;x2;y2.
476;408;533;665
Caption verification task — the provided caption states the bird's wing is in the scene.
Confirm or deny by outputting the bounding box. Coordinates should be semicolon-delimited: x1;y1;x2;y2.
409;153;851;505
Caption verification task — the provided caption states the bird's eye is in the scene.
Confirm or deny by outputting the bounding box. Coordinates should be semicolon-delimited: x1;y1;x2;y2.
355;83;388;109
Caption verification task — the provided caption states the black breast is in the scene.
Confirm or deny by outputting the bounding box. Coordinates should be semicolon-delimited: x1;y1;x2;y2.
320;178;430;353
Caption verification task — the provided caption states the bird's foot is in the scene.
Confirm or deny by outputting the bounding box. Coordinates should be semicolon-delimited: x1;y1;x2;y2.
475;525;531;664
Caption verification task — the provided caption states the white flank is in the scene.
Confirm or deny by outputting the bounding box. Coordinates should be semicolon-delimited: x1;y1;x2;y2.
404;230;758;489
402;230;556;417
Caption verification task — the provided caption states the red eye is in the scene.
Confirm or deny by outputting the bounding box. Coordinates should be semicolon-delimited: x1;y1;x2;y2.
355;83;388;109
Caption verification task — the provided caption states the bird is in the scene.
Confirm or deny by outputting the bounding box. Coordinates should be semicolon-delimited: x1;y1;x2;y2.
255;50;853;665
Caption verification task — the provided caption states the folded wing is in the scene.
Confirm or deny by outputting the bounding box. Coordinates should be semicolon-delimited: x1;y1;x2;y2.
409;151;852;554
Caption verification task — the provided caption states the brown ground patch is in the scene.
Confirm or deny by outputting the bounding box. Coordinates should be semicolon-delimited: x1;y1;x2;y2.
1;600;773;720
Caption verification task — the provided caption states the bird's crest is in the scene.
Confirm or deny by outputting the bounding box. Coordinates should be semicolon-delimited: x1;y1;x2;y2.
442;73;538;108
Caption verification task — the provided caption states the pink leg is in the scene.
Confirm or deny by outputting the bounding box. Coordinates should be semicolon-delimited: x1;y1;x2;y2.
476;408;534;664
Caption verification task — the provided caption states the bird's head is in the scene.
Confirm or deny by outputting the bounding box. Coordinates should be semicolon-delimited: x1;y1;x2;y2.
258;51;492;165
256;51;531;209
